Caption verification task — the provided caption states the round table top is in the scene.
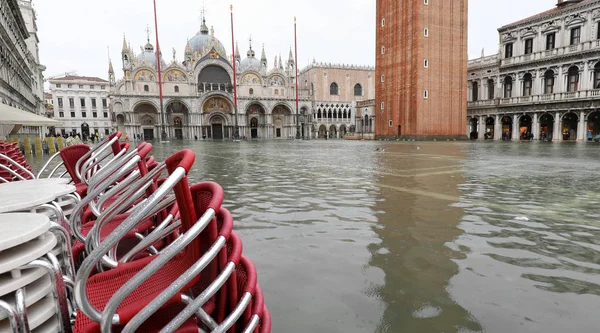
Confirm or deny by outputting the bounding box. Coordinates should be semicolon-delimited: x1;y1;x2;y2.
0;188;57;214
0;180;75;196
0;213;51;252
0;232;57;275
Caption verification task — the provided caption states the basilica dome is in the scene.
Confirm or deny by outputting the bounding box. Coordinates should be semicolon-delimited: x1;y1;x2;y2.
188;20;227;59
136;42;166;69
238;48;262;72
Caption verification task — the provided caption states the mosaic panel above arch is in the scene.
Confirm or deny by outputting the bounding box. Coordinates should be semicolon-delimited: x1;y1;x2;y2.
164;69;187;82
203;97;232;113
268;75;285;86
166;101;188;114
241;73;261;85
134;69;156;81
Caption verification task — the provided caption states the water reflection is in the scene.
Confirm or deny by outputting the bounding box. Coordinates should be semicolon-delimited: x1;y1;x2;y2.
369;143;483;333
451;141;600;333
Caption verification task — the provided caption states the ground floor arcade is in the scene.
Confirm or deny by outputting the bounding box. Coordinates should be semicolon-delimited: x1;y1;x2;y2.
468;109;600;142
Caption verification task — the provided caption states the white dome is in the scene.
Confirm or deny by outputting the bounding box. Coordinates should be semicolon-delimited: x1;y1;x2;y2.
136;43;166;69
187;21;227;59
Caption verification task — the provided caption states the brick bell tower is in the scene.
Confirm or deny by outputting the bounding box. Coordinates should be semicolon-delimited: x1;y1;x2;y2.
375;0;468;140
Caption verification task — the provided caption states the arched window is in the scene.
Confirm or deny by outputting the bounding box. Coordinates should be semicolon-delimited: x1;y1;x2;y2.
504;76;513;98
568;66;579;92
333;110;337;118
472;81;479;101
354;84;363;96
338;110;342;118
522;73;533;97
544;70;555;94
328;110;332;118
144;85;149;92
317;110;322;118
330;82;339;95
249;88;254;95
594;62;600;89
487;79;495;99
174;85;179;93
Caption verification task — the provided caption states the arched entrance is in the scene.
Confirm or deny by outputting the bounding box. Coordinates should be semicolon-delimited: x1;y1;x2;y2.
485;117;495;140
173;117;183;140
469;118;479;140
250;118;259;139
272;105;292;139
167;101;189;140
501;116;513;140
329;125;337;139
340;125;347;138
318;125;327;139
203;97;233;139
562;112;578;141
246;104;266;139
587;111;600;141
210;115;226;140
539;113;554;141
134;102;159;140
81;123;90;140
519;115;533;140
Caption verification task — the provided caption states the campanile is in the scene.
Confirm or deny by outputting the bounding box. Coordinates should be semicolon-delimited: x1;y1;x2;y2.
375;0;468;139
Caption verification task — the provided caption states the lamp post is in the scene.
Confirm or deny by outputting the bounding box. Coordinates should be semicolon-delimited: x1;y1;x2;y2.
294;17;300;140
230;5;239;140
153;0;166;141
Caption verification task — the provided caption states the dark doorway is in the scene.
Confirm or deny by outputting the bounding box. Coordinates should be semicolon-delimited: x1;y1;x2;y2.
250;118;258;139
175;129;183;140
276;128;282;138
397;125;401;136
143;129;154;140
212;124;223;140
81;123;90;140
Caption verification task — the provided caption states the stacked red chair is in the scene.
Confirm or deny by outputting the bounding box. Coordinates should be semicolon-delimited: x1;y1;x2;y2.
0;141;35;182
66;147;271;332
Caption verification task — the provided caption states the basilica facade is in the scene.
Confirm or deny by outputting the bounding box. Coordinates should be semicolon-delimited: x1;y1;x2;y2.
109;14;376;141
109;18;313;140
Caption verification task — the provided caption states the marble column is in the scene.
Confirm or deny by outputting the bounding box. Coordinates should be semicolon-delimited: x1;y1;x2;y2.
554;112;562;142
578;111;586;141
494;115;502;140
512;115;520;141
532;113;539;140
478;116;486;141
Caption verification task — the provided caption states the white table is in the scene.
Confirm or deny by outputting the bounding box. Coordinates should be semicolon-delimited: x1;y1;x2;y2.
0;214;51;252
0;232;57;275
0;180;75;198
0;188;56;214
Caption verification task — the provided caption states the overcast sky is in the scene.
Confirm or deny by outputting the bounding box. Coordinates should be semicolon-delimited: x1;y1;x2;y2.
34;0;554;85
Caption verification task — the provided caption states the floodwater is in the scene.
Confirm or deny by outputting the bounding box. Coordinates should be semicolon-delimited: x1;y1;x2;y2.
30;140;600;332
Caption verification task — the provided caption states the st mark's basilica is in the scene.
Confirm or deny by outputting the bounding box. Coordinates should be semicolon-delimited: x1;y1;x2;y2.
109;12;375;141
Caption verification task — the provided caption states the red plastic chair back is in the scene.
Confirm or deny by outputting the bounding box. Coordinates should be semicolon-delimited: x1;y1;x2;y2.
59;144;91;184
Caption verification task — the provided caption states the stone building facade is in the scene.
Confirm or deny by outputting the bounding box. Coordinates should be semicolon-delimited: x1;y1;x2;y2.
109;12;376;141
0;0;45;135
299;63;375;139
375;0;468;139
49;76;112;138
468;0;600;141
109;17;313;141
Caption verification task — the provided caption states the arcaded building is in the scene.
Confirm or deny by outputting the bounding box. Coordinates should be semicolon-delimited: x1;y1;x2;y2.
468;0;600;142
375;0;468;139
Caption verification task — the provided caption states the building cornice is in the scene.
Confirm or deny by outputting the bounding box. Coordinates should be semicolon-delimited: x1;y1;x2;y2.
499;0;600;32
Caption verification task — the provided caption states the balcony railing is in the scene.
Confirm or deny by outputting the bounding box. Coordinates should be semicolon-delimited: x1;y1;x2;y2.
499;40;599;67
468;89;600;108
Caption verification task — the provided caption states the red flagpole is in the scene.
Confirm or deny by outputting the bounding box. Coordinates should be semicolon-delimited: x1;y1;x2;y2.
294;17;300;139
153;0;165;140
231;5;239;139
